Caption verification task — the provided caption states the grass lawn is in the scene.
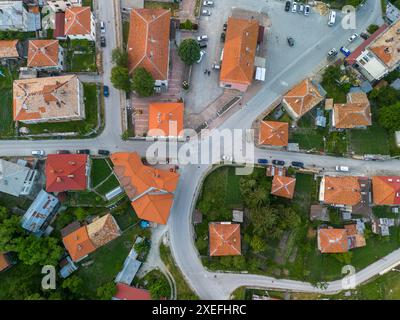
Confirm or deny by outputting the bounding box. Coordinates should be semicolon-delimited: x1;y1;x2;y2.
82;0;93;9
160;243;199;300
0;193;33;211
144;1;179;16
0;65;18;138
91;159;113;187
113;200;139;231
24;83;100;136
135;269;171;299
67;190;107;207
122;20;130;49
94;175;120;196
63;39;96;72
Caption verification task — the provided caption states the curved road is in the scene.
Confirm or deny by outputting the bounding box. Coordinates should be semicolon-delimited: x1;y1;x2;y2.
1;0;398;300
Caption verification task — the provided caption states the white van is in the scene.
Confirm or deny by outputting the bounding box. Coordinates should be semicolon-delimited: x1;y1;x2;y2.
328;10;336;26
32;150;45;157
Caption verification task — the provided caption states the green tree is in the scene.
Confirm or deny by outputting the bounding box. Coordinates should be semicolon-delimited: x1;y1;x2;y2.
74;207;88;221
0;215;24;252
62;275;83;297
0;206;8;222
131;67;155;97
24;293;45;300
250;235;267;253
178;39;201;65
148;278;170;299
367;24;379;34
134;240;150;259
111;66;132;92
369;86;400;107
97;281;117;300
379;102;400;132
333;251;353;265
112;48;129;67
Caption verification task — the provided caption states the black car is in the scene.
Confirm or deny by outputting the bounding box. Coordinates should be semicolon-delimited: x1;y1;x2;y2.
285;1;291;11
291;161;304;168
98;149;110;156
100;36;106;47
57;150;70;154
272;160;285;166
220;32;226;42
76;149;90;155
223;23;227;31
360;32;369;40
287;37;295;47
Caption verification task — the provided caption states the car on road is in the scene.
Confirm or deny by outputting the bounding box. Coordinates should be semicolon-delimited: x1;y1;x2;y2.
360;32;369;40
100;21;106;34
291;161;304;168
336;165;350;172
272;160;285;166
203;0;213;7
98;149;110;156
222;155;233;162
304;5;310;16
287;37;295;47
292;1;298;13
258;159;269;164
220;32;226;42
198;41;207;49
340;46;351;57
100;35;106;47
328;48;338;59
348;33;359;43
57;150;70;154
299;4;304;13
223;23;227;31
201;9;211;16
103;85;109;97
32;150;45;157
196;50;205;63
285;1;291;11
76;149;90;155
328;10;336;26
197;35;208;42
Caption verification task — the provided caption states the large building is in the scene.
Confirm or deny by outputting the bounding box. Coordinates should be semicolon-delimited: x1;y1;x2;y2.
64;6;95;41
372;176;400;205
0;159;39;197
13;75;85;124
148;102;184;138
111;152;179;225
127;9;171;92
219;17;259;92
0;1;41;32
27;40;64;70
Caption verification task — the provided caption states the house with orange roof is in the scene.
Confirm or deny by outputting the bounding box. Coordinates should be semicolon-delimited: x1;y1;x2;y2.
282;78;326;120
0;40;24;60
259;121;288;147
219;17;259;92
318;228;349;253
372;176;400;205
148;102;184;138
332;92;372;129
271;176;296;199
0;252;13;273
127;9;171;91
209;222;241;256
62;214;121;262
111;152;180;225
45;154;90;192
319;176;362;211
113;283;152;300
13;74;85;124
64;6;95;41
27;40;64;70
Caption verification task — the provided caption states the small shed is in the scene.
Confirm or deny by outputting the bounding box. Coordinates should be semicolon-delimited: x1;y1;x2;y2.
309;205;329;222
232;210;244;223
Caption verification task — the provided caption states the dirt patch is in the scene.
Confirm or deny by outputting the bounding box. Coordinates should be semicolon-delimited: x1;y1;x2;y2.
307;226;317;239
315;1;330;16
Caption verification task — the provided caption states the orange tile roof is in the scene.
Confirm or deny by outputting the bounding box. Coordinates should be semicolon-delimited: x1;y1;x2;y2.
0;252;11;272
372;176;400;205
27;40;59;68
209;223;241;256
64;7;92;36
62;226;96;262
283;78;324;118
271;176;296;199
259;121;288;146
321;176;362;206
127;9;171;80
45;154;88;192
148;102;184;137
0;40;19;59
220;17;259;85
318;228;349;253
111;152;179;225
87;214;121;248
333;92;371;129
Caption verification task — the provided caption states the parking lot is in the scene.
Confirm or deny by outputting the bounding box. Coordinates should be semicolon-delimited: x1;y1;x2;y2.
183;0;367;114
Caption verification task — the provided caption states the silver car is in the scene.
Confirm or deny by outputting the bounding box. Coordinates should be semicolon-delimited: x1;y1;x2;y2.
201;9;211;16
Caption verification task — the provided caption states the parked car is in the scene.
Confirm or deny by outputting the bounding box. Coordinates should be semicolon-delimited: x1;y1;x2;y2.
258;159;269;164
304;5;311;16
103;85;109;97
285;1;291;11
56;150;70;154
348;33;359;43
292;1;298;13
197;35;208;42
272;160;285;166
335;165;349;172
360;32;369;40
222;155;233;162
328;48;338;59
100;36;106;47
291;161;304;168
223;23;228;31
201;9;211;16
197;50;206;63
287;37;295;47
203;0;214;7
98;149;110;156
100;21;106;34
299;4;304;13
220;32;226;42
340;46;351;57
76;149;90;155
32;150;45;157
198;41;207;49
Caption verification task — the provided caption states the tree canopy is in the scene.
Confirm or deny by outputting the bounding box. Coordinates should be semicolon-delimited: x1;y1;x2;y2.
131;67;155;97
110;66;132;92
178;39;201;65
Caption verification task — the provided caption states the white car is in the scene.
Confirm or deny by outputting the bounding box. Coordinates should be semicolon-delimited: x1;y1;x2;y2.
299;4;304;13
203;0;214;7
197;50;205;63
32;150;45;157
100;21;106;34
201;9;211;16
222;155;233;162
348;33;359;43
335;165;350;172
197;35;208;42
304;5;311;16
292;1;298;13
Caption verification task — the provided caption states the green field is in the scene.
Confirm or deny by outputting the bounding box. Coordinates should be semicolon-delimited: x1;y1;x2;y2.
91;159;113;187
0;65;18;138
63;39;97;72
